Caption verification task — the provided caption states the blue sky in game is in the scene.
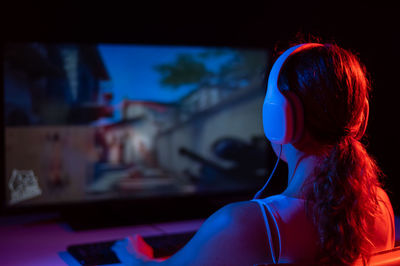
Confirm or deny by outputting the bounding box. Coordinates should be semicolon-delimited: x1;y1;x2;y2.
98;44;232;105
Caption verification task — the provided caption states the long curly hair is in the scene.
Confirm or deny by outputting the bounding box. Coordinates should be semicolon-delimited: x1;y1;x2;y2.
277;43;383;265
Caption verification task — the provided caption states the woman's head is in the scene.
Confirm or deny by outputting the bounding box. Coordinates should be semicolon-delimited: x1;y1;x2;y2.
277;43;370;151
270;42;382;265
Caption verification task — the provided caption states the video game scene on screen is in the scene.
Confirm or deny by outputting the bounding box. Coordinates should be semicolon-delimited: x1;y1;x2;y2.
4;42;272;206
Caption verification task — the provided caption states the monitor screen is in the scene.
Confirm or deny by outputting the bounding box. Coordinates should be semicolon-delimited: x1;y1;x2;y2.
3;42;271;208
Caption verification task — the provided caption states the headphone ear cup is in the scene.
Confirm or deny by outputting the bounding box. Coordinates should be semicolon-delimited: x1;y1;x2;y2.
263;94;295;144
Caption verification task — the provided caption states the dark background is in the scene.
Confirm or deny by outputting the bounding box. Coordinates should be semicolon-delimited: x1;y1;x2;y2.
2;2;400;223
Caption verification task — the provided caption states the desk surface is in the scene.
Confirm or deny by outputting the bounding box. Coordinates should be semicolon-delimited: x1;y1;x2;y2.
0;213;205;266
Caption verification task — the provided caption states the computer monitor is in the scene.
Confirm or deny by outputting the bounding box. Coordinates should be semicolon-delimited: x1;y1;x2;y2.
2;42;281;227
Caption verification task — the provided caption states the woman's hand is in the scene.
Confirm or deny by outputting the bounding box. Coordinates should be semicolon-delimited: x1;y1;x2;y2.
111;234;154;265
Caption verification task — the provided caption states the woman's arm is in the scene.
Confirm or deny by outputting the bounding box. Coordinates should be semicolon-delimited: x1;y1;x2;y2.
113;201;273;266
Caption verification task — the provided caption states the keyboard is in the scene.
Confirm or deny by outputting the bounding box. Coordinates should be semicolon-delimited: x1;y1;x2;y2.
67;231;196;266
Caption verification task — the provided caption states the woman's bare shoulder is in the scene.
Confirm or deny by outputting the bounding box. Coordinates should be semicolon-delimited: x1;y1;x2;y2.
164;200;273;265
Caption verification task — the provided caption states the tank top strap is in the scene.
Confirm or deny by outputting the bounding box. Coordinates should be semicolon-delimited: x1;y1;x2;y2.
252;199;282;263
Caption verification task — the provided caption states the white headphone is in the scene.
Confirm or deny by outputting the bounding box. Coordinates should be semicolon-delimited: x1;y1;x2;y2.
263;43;323;144
254;43;323;199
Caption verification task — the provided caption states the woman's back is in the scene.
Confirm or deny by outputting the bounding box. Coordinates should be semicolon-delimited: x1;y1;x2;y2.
252;187;395;263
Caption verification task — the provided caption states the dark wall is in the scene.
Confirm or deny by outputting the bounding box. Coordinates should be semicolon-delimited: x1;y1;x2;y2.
3;2;400;212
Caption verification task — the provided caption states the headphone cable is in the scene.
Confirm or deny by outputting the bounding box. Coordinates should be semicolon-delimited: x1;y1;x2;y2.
253;144;282;199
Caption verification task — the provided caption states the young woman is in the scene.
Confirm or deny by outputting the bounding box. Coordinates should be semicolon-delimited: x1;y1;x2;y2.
112;42;395;265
